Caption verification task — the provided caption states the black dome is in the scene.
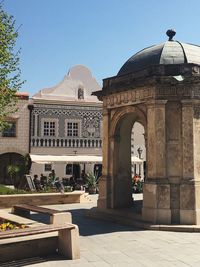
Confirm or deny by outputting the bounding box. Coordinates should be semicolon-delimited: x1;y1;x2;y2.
118;40;200;76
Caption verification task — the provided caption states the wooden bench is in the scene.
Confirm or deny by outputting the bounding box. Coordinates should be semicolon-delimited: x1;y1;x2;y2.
11;204;72;224
0;223;80;260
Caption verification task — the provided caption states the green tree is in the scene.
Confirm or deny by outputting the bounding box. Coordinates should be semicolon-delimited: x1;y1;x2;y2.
0;3;24;129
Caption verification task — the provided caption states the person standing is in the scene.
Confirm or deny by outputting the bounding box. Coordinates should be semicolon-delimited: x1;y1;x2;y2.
49;169;56;186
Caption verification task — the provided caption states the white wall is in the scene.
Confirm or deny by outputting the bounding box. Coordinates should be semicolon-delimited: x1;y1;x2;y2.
31;162;96;178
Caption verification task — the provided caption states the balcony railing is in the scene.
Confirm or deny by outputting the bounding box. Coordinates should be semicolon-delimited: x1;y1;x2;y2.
31;137;102;148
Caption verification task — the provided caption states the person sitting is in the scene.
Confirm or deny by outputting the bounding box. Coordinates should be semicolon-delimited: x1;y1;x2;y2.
54;177;65;193
40;173;47;188
80;170;86;184
33;174;42;191
48;169;56;186
69;176;76;190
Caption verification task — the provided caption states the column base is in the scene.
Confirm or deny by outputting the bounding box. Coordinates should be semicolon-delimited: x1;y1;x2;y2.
180;209;200;225
97;198;107;210
142;207;171;224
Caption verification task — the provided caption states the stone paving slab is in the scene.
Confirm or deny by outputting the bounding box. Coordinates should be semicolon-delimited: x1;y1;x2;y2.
2;194;200;266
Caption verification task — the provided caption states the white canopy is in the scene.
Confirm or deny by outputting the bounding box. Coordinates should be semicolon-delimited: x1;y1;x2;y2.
30;154;102;164
30;154;143;164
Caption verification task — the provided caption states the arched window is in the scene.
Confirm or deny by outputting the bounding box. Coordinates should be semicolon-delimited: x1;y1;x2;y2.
78;88;84;99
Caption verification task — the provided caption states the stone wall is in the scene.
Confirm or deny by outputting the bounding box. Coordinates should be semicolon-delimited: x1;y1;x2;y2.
0;98;30;156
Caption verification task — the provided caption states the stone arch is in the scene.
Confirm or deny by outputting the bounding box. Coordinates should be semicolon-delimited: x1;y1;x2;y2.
109;105;147;208
0;147;27;156
110;105;146;137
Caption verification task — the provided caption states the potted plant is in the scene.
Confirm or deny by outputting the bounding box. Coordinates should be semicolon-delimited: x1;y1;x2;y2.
7;164;20;187
86;172;98;194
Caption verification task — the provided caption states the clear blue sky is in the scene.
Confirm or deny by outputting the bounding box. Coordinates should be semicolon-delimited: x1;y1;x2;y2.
3;0;200;96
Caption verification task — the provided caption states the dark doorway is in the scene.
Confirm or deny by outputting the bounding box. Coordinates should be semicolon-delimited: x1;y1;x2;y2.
65;163;80;179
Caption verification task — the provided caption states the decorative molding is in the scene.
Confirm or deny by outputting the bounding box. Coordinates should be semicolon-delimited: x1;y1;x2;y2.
103;84;200;109
33;104;102;111
103;88;154;109
33;106;102;118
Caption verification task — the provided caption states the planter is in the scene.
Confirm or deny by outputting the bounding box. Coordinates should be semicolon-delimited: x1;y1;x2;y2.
0;191;86;208
88;186;97;194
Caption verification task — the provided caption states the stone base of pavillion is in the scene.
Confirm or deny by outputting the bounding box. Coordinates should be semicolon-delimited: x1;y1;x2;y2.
93;177;200;227
142;182;200;225
88;198;200;233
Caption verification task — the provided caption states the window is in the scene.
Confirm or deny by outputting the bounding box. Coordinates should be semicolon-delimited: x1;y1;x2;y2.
66;164;73;175
78;88;84;99
44;164;52;172
67;122;78;137
43;121;56;136
65;164;80;178
2;122;16;137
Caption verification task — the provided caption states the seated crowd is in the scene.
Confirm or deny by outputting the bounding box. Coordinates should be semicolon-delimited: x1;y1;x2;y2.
32;169;87;193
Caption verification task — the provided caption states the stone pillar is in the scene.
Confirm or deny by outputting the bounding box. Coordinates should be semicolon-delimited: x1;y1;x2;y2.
142;100;171;223
97;108;110;209
166;101;182;223
180;100;200;224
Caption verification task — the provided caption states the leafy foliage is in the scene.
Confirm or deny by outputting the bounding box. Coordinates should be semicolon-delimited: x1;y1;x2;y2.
0;184;27;194
0;4;24;129
6;154;32;188
7;164;20;182
86;172;98;187
132;180;143;193
20;154;32;175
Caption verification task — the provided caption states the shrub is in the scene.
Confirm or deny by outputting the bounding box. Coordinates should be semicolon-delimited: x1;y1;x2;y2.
0;184;27;194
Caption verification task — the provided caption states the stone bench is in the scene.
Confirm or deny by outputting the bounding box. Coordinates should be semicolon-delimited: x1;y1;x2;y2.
0;223;80;260
11;204;72;224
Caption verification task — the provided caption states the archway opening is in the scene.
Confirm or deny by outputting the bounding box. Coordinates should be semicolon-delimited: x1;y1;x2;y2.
113;112;146;209
131;122;146;207
131;122;146;179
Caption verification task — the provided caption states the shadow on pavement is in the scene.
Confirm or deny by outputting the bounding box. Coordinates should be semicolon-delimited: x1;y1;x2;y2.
0;255;66;267
30;203;143;237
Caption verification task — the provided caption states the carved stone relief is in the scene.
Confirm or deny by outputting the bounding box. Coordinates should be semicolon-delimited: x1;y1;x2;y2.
103;87;154;109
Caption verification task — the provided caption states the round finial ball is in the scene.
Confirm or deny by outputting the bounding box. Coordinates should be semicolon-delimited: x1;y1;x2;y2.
166;29;176;40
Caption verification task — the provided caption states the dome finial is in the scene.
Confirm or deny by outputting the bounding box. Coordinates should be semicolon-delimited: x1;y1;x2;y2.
166;29;176;41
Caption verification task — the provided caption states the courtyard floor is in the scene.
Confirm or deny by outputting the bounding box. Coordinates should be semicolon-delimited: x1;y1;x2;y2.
2;194;200;267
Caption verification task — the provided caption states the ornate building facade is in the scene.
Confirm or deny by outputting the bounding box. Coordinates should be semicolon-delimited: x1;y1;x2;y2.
30;65;103;179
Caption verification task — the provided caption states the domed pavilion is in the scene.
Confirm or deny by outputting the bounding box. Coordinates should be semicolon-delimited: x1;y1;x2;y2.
95;30;200;225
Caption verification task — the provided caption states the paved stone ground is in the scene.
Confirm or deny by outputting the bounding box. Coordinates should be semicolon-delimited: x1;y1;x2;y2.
3;194;200;267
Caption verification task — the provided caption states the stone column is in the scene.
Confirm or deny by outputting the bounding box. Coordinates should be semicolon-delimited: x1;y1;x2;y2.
97;108;110;209
142;100;171;223
180;100;200;224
